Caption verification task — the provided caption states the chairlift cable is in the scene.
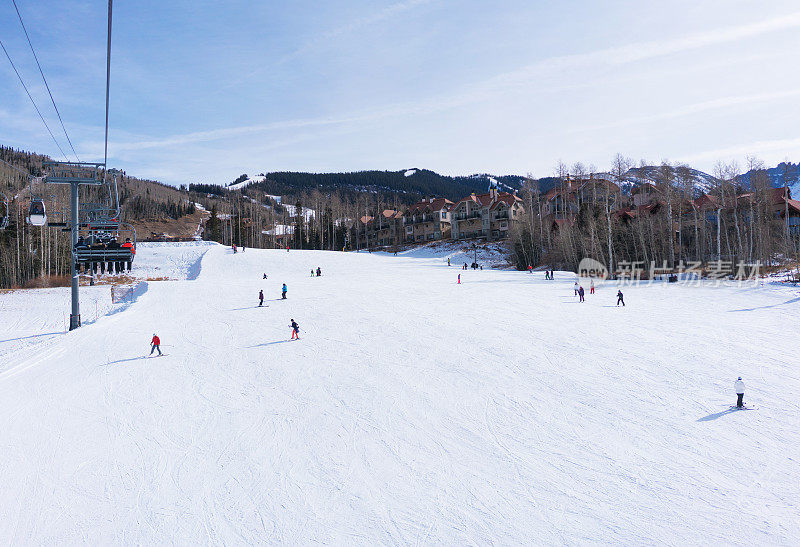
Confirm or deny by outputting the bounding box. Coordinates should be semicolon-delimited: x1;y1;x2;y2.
0;38;68;161
0;155;34;180
102;0;113;183
11;0;80;162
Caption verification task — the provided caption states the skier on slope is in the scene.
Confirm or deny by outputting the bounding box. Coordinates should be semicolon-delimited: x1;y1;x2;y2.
590;279;595;294
259;289;264;307
578;285;585;302
447;258;451;266
263;273;267;279
150;333;162;356
311;269;315;277
290;319;300;340
574;281;579;296
735;377;745;408
317;267;321;277
282;283;287;299
617;290;625;306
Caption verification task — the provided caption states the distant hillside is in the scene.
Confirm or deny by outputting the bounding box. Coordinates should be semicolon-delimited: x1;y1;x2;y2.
222;166;730;201
230;169;528;203
739;162;800;198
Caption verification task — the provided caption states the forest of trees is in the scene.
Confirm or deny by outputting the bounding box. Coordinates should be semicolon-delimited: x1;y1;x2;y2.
1;147;208;288
245;169;527;203
510;155;799;277
3;144;798;288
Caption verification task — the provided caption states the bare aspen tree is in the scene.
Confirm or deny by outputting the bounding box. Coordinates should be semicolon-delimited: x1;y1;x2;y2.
610;154;631;274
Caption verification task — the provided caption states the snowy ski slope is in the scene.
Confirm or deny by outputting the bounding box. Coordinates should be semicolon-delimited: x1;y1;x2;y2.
1;243;799;544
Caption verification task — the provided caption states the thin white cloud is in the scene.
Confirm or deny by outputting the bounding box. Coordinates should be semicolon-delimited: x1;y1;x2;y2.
464;11;800;99
216;0;435;94
680;138;800;163
280;0;433;63
570;89;800;133
111;11;800;154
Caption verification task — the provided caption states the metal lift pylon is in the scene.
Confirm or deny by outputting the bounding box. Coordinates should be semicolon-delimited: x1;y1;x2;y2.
43;161;105;330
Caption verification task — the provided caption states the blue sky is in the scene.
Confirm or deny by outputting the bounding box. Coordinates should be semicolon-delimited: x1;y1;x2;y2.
1;0;799;186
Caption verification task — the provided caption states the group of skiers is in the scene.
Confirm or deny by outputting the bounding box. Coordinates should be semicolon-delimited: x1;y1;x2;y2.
571;279;625;306
257;283;288;304
310;267;322;277
445;257;482;270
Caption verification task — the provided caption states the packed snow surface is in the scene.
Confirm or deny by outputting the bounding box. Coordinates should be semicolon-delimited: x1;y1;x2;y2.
1;243;799;543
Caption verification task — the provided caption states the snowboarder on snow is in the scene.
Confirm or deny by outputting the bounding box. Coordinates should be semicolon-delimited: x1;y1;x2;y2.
290;319;300;340
282;284;287;299
259;290;264;307
150;333;162;356
590;279;595;294
617;290;625;306
578;285;585;302
735;377;745;408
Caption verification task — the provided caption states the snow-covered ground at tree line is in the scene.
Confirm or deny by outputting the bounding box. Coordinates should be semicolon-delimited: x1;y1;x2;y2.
1;242;799;544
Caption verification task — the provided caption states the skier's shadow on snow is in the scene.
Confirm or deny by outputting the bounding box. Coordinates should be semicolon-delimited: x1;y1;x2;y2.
248;340;293;348
101;356;150;366
697;408;739;421
728;296;800;312
0;331;62;344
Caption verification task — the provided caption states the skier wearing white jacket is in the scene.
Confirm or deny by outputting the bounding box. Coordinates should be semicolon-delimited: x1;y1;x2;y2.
735;377;745;408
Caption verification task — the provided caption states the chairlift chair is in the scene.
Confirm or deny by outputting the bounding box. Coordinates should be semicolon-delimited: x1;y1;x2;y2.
28;198;47;226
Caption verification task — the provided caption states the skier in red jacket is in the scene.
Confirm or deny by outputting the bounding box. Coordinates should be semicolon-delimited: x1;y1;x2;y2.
150;334;162;356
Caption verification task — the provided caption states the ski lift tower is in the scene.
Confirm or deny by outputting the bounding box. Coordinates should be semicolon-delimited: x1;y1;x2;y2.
44;161;106;330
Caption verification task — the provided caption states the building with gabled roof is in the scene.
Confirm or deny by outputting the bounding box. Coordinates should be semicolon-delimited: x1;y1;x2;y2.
402;197;454;243
450;181;524;240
